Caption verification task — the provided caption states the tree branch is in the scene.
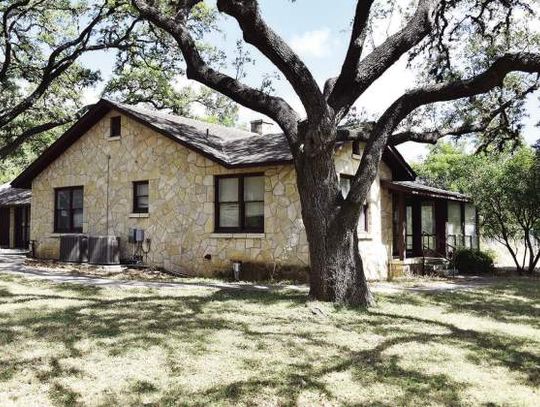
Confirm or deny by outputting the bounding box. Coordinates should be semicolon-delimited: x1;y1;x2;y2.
328;0;439;120
386;53;540;146
0;116;76;160
325;0;374;100
346;52;540;205
131;0;299;139
0;2;114;129
0;0;31;81
216;0;324;121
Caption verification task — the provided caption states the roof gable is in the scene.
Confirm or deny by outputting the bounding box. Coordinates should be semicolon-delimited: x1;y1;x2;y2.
11;99;415;188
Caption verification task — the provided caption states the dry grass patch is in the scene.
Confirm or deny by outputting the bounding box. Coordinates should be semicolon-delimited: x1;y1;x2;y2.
0;274;538;406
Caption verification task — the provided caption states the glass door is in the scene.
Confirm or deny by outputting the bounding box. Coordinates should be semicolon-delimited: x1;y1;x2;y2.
406;205;413;253
421;202;435;250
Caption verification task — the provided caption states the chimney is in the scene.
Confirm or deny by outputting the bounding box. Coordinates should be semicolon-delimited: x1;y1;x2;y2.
250;119;274;135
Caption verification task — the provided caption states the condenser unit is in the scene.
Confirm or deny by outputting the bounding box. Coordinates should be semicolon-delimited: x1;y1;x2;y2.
88;236;120;265
59;235;88;263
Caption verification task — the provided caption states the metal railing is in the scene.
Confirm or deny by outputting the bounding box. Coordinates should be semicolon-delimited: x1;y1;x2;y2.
446;234;479;251
421;233;463;277
420;233;481;276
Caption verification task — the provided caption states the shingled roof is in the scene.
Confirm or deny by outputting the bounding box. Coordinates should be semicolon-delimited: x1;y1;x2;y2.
11;99;415;188
382;180;471;202
0;184;31;206
107;101;293;166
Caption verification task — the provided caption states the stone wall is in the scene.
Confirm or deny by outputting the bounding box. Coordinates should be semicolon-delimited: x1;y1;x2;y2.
30;110;394;280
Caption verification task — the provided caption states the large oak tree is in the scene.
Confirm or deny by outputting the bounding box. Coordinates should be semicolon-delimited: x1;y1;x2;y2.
132;1;540;305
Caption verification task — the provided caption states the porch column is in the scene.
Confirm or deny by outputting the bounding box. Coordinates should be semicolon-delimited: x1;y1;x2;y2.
8;206;15;249
397;192;406;261
460;202;466;247
435;200;448;256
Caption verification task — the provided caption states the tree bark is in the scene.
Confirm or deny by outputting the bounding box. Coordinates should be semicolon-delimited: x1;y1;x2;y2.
304;215;375;307
293;125;375;307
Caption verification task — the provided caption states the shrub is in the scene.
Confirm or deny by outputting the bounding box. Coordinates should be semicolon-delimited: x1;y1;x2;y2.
453;248;495;274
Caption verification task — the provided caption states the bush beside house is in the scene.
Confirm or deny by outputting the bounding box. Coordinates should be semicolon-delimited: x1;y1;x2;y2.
453;248;495;274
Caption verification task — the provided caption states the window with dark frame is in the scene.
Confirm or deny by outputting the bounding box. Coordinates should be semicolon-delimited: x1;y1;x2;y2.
339;175;369;233
110;116;121;138
54;186;84;233
352;141;361;156
215;174;264;232
133;181;149;213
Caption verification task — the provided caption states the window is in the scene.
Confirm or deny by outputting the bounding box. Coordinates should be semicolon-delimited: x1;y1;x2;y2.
133;181;149;213
215;174;264;232
352;141;361;156
339;175;351;199
339;174;369;232
464;204;476;236
406;205;413;250
54;187;83;233
447;202;461;236
110;116;121;138
465;204;478;249
421;202;435;250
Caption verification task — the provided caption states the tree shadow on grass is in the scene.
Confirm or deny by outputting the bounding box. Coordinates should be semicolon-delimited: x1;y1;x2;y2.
0;281;538;406
382;278;540;329
368;310;540;387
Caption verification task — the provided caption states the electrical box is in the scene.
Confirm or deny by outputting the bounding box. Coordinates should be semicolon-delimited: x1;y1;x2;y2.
128;228;145;243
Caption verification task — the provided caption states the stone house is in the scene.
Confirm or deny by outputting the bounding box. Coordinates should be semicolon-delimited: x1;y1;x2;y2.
10;99;479;279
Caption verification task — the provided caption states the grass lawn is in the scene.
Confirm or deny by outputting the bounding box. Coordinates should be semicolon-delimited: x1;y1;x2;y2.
0;274;538;406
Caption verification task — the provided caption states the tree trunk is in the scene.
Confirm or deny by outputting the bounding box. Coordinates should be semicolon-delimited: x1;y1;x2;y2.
293;125;375;307
304;214;375;306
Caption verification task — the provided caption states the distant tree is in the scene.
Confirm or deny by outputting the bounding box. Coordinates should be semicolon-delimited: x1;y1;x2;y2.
412;142;483;192
131;0;540;306
470;147;540;273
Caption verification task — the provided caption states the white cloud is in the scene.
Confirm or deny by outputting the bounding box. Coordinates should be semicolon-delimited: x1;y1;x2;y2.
290;29;331;58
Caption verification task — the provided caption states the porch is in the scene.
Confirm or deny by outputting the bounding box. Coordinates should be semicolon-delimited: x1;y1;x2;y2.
382;181;479;263
0;185;31;250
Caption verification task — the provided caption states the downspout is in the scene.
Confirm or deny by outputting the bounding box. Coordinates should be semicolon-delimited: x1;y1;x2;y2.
106;154;111;235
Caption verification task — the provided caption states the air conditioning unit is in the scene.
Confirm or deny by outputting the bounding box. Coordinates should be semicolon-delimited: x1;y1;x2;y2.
88;236;120;265
59;235;88;263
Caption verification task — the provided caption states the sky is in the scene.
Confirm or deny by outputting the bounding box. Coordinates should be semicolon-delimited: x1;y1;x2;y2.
80;0;540;163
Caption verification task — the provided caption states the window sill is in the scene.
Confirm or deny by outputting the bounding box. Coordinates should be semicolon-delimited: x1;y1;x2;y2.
211;233;265;239
108;136;121;141
352;153;362;160
129;213;149;218
49;233;85;238
358;232;372;241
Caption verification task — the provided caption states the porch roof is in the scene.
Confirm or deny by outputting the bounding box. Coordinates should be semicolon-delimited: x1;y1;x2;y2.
0;184;31;206
382;180;471;202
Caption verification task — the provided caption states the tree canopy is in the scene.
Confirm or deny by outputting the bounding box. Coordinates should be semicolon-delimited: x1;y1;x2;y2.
471;146;540;273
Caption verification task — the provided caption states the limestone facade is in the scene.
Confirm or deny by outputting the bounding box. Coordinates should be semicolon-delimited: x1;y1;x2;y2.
30;110;394;279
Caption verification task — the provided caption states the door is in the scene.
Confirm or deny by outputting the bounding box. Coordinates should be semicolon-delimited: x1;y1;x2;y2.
14;205;30;249
0;207;10;247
